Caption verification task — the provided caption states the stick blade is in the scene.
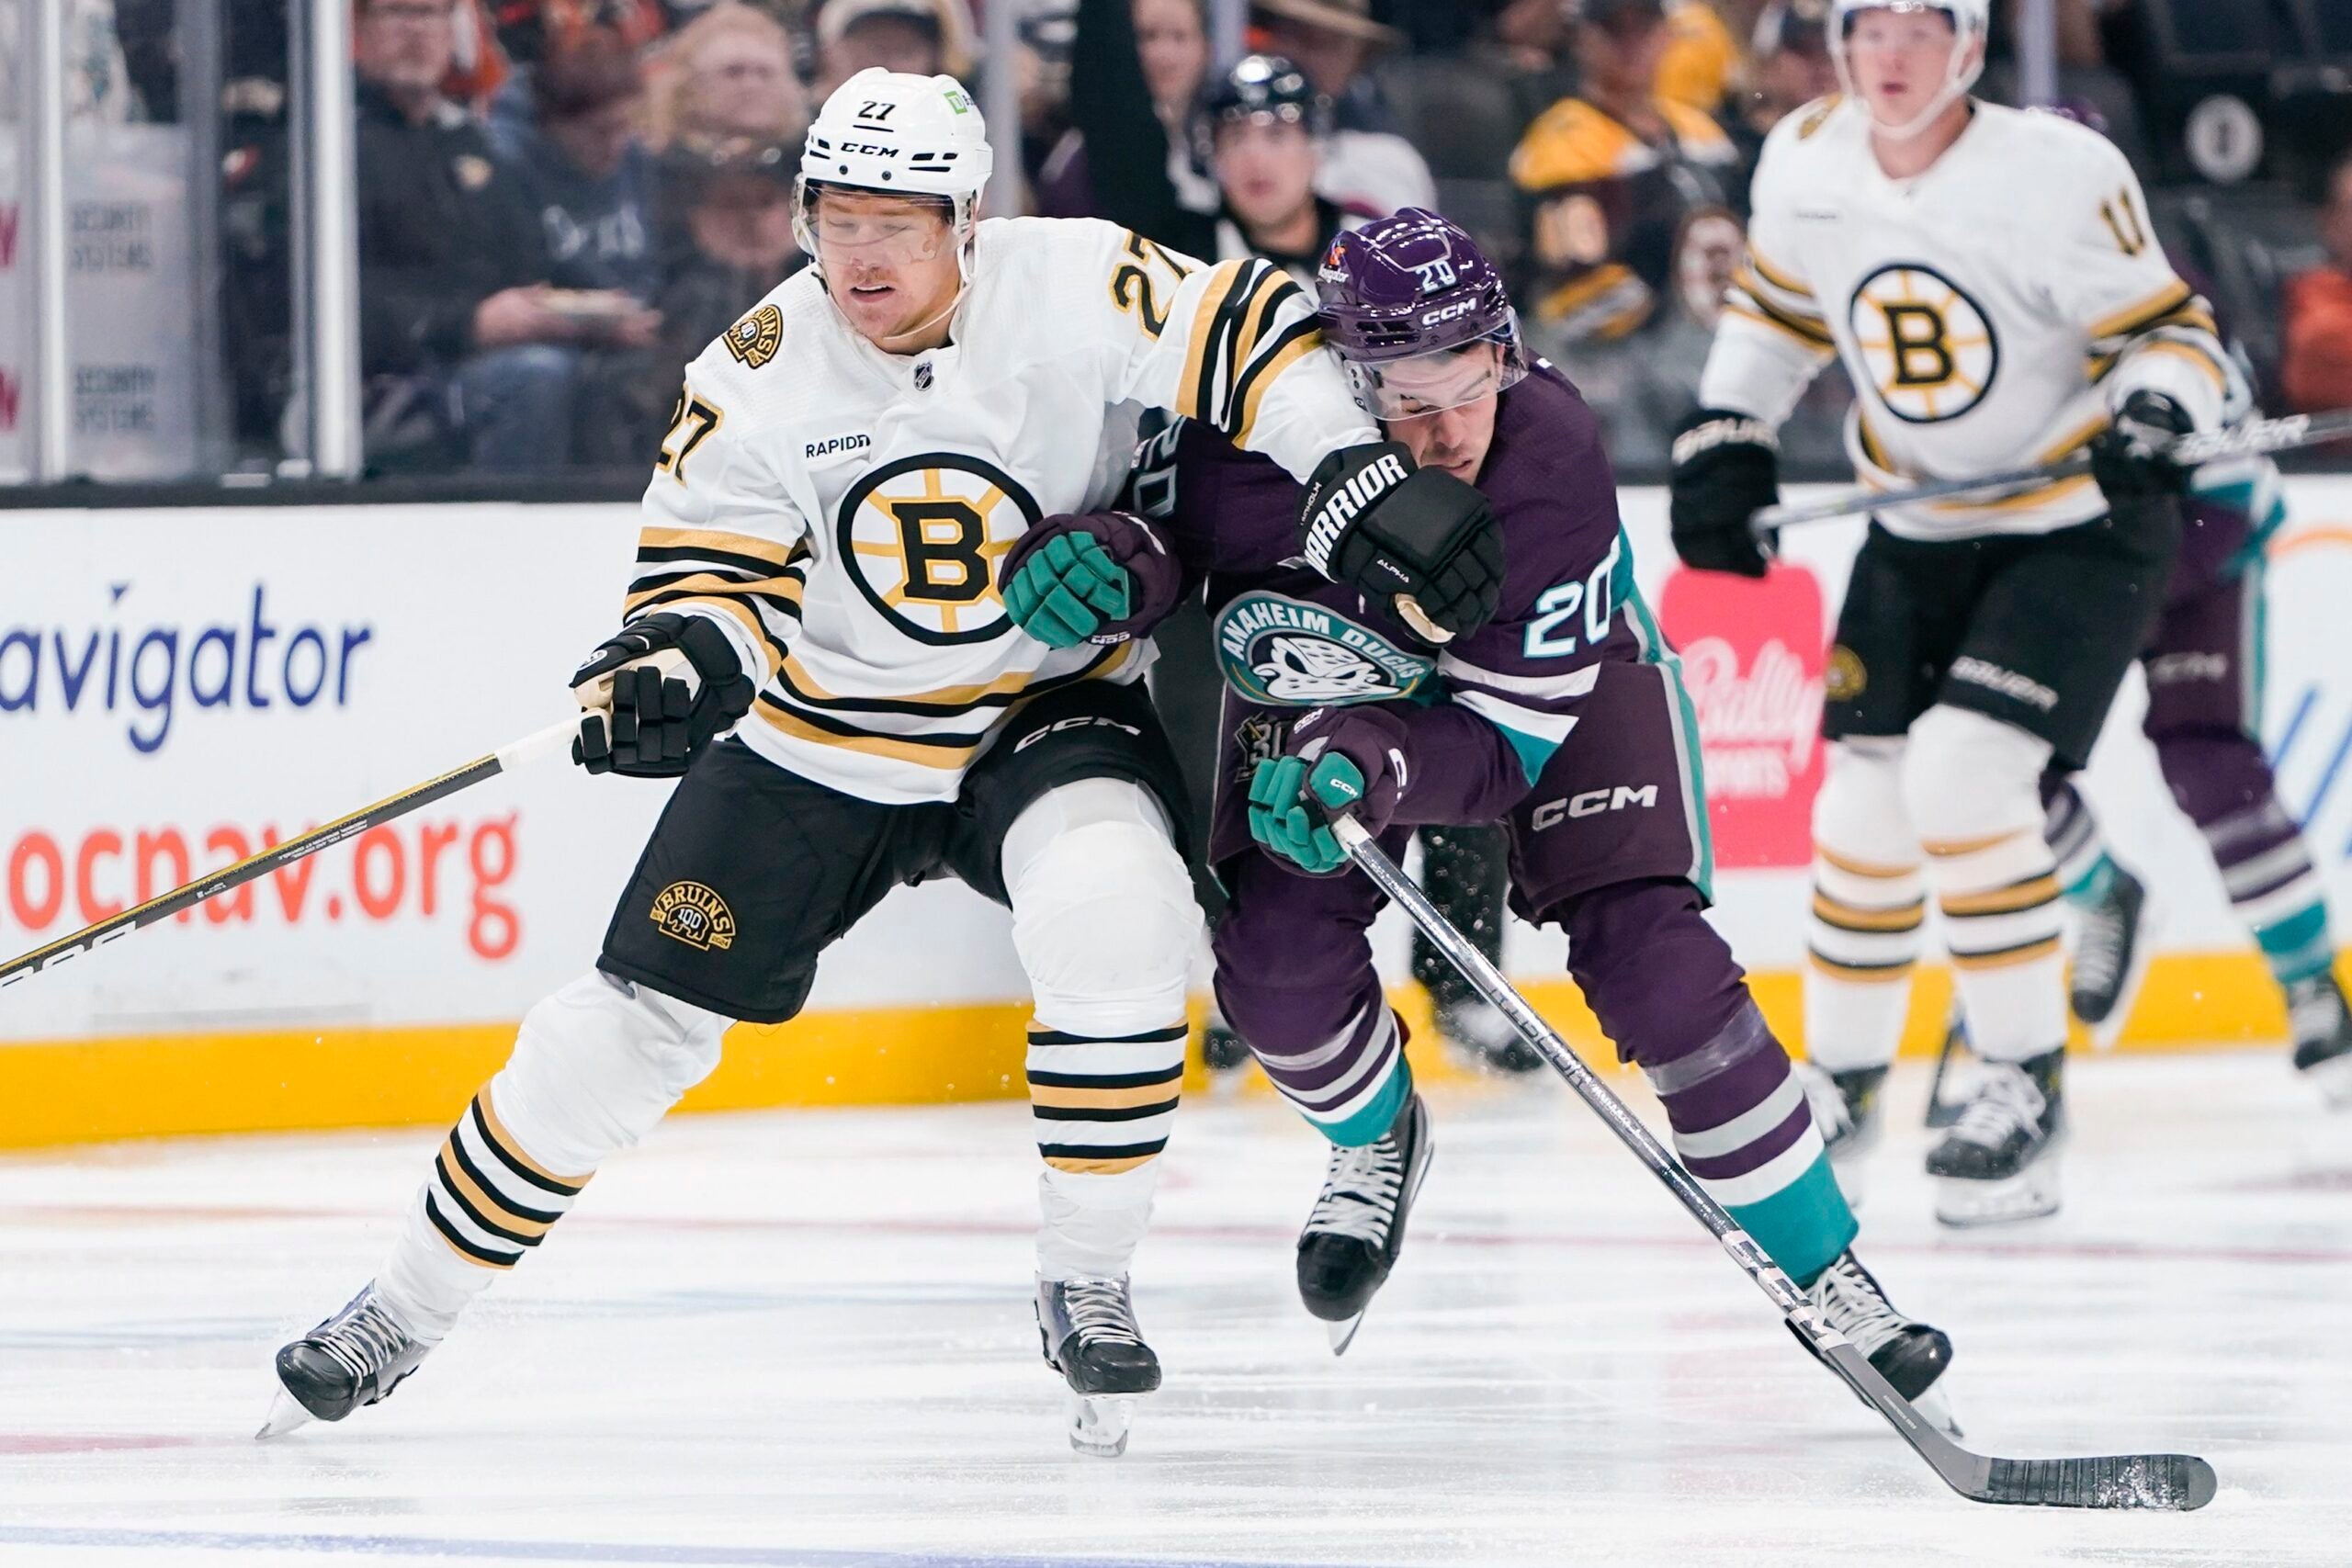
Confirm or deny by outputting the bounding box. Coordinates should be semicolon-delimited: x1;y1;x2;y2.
1977;1453;2216;1511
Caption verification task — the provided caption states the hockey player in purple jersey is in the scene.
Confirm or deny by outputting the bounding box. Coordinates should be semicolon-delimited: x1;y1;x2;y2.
997;210;1954;1408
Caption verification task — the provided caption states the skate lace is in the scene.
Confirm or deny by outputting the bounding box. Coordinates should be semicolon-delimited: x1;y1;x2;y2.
1792;1063;1853;1141
313;1292;414;1385
1061;1277;1143;1348
2074;890;2132;997
1950;1063;2045;1149
1306;1136;1404;1247
1809;1255;1907;1359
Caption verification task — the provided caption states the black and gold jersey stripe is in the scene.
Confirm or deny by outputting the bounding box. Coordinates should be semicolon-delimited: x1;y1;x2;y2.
622;525;808;683
1176;259;1322;448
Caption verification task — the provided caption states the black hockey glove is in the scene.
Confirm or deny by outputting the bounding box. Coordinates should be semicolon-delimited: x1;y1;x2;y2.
1669;408;1780;579
1298;441;1504;643
2090;389;2195;504
570;612;756;778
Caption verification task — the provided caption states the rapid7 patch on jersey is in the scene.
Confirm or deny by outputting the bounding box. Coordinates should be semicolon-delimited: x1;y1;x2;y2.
837;453;1041;645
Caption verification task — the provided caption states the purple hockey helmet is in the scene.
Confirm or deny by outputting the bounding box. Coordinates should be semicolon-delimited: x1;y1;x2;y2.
1316;208;1529;420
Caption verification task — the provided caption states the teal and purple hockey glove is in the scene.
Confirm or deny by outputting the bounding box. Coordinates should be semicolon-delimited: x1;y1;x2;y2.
998;511;1182;649
1248;707;1412;874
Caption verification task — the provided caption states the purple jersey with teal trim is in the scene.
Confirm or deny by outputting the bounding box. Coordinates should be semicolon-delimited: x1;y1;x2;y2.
1139;361;1671;868
1151;363;1642;739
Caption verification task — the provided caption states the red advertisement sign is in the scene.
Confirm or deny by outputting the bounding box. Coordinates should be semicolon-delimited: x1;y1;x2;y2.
1659;565;1826;869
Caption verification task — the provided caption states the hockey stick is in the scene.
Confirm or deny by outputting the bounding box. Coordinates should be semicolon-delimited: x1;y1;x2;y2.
1329;813;2217;1511
0;717;579;993
1751;407;2352;536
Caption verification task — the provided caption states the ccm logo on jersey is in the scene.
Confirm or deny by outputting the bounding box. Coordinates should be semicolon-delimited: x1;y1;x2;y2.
1529;784;1657;829
1302;452;1411;573
1012;715;1143;752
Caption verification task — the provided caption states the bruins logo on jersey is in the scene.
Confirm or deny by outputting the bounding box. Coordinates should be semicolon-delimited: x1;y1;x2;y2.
723;303;784;369
838;453;1040;645
1848;264;1999;424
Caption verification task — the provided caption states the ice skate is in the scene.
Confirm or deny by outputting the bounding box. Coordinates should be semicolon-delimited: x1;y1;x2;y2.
1436;998;1544;1075
2288;973;2352;1108
1806;1248;1957;1430
1928;1049;2065;1226
1035;1275;1159;1458
2070;866;2154;1047
258;1282;434;1438
1297;1091;1433;1354
1792;1060;1884;1209
1924;1008;1981;1130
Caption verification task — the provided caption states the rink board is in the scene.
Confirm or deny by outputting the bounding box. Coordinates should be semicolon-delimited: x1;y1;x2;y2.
3;480;2350;1145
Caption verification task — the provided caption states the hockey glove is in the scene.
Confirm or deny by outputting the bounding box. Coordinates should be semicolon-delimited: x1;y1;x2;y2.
570;612;756;778
1298;442;1504;643
1247;707;1411;875
997;511;1181;649
2090;389;2195;504
1669;408;1780;579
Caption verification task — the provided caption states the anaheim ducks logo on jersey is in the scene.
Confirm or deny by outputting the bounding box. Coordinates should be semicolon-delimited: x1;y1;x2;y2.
1214;591;1435;707
838;453;1041;645
1847;263;2001;424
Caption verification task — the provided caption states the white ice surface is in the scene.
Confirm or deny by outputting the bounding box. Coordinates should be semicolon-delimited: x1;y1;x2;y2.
3;1050;2349;1567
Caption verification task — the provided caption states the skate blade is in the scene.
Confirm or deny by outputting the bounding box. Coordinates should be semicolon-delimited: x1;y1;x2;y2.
1326;1313;1365;1356
2084;897;2162;1053
255;1388;313;1440
1933;1163;2062;1228
1066;1393;1135;1459
2301;1051;2352;1110
1909;1380;1963;1440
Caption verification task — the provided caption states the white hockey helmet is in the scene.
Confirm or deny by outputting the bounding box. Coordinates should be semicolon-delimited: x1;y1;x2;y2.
1829;0;1989;141
794;67;994;259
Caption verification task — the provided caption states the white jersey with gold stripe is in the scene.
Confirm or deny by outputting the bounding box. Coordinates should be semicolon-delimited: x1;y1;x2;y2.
628;215;1375;805
1698;97;2248;541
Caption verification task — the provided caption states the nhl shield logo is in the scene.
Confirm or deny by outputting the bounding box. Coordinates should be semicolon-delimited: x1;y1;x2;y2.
723;303;784;370
650;881;737;951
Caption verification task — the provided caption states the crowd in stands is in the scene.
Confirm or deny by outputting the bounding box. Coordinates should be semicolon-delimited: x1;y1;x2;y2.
166;0;2352;475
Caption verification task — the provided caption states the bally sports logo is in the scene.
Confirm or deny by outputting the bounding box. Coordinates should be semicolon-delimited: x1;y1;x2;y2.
1658;566;1826;870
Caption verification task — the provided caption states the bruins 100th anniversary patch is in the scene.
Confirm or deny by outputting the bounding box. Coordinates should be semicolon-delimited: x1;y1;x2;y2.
650;882;737;951
723;303;784;370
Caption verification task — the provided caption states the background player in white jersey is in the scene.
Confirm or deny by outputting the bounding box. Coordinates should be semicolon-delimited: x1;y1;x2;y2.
1666;0;2248;1225
259;68;1505;1455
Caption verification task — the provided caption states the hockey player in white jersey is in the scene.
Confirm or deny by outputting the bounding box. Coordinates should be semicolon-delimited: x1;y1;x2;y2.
1667;0;2247;1225
261;69;1505;1455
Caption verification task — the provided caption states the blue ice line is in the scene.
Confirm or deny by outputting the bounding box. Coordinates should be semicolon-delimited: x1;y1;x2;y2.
2302;714;2352;830
2268;685;2316;773
0;1526;1396;1568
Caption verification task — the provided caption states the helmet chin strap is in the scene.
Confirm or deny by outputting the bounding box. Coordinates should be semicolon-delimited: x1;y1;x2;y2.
872;226;978;353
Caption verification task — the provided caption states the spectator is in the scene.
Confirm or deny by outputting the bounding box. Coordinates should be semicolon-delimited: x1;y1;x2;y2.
812;0;975;98
1037;0;1216;222
646;1;810;161
355;0;582;473
1197;54;1374;283
1510;0;1739;345
1726;0;1835;186
498;27;667;311
1510;0;1741;468
1657;0;1739;116
2283;152;2352;416
652;141;808;383
1248;0;1437;214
